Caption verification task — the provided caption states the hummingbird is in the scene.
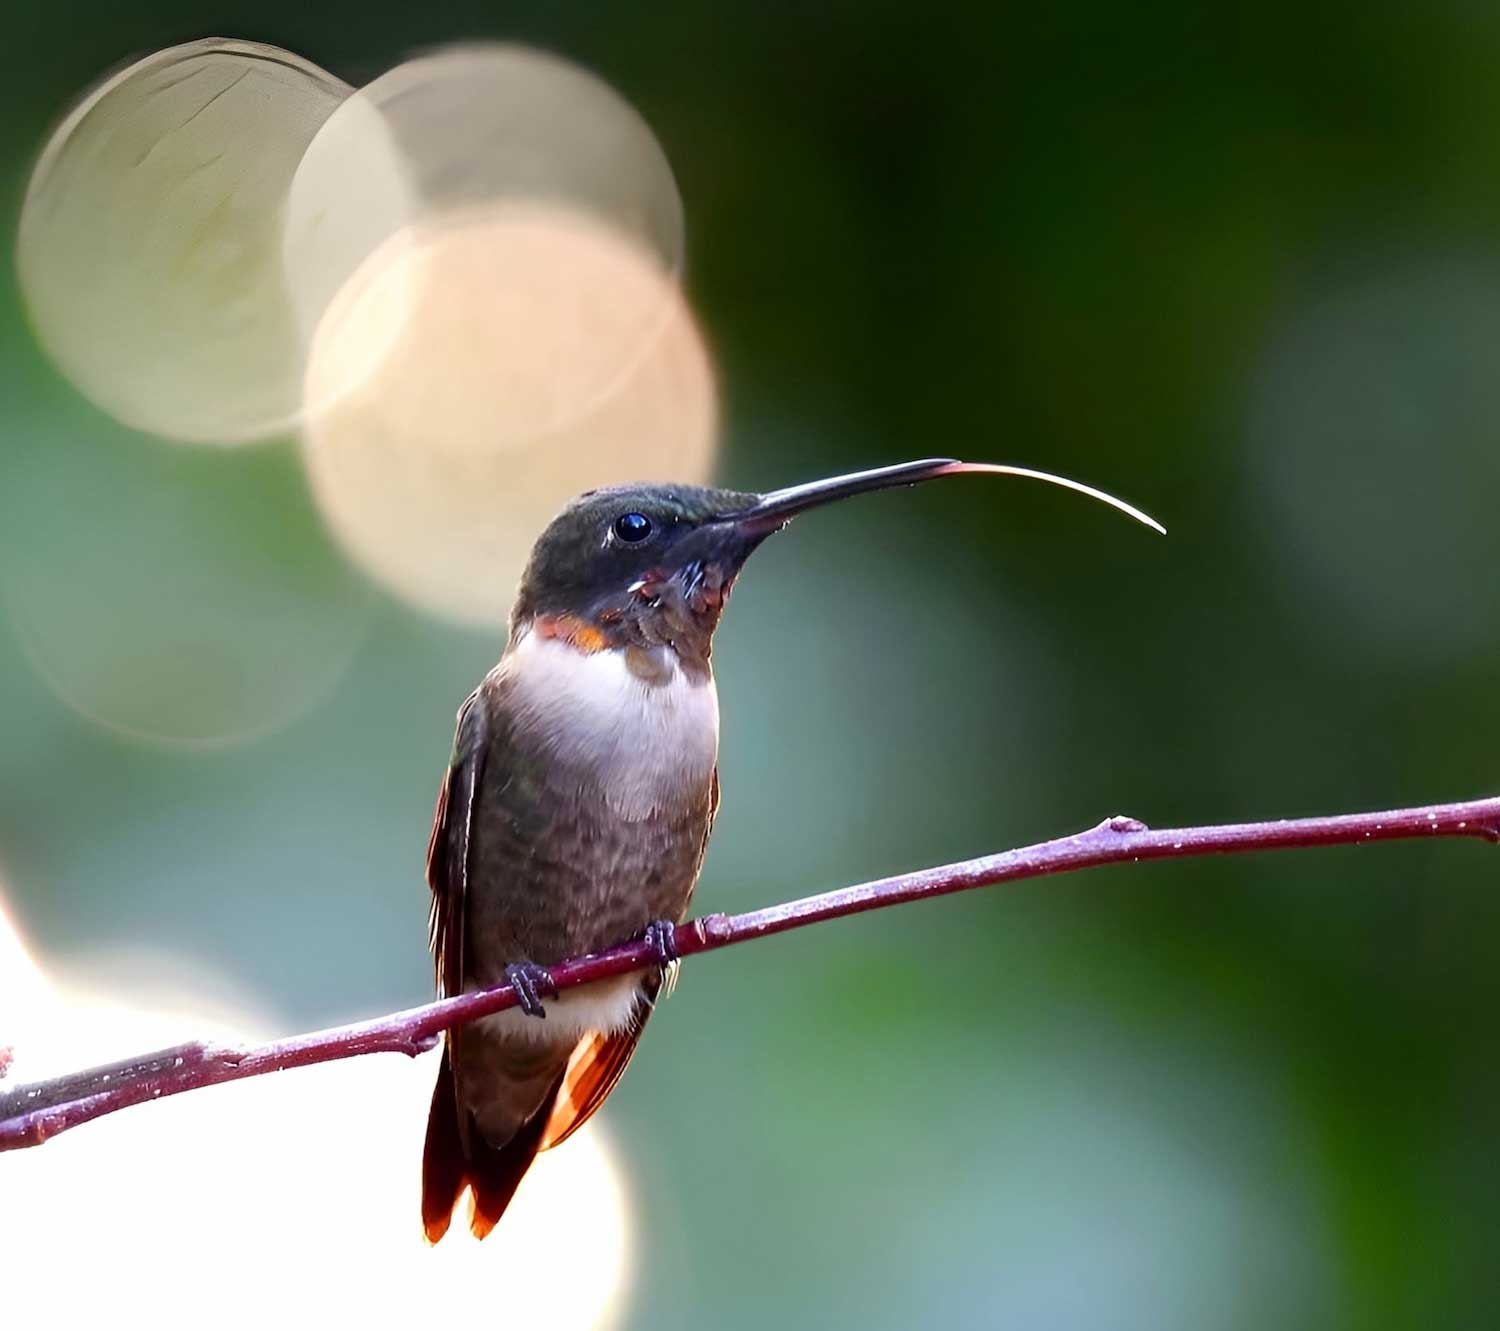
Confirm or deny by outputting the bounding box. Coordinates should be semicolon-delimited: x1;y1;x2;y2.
420;457;1161;1242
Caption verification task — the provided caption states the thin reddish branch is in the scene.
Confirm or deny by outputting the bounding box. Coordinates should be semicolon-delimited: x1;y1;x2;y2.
3;794;1497;1152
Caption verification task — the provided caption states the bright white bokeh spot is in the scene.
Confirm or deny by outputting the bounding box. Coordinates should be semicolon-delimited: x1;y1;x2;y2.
302;205;717;626
0;899;633;1330
17;39;351;444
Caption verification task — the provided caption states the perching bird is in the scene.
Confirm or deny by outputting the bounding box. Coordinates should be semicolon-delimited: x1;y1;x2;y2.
420;458;1162;1241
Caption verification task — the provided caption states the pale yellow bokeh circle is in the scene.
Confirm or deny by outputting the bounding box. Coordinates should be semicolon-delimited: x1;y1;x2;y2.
299;43;683;270
284;41;688;456
16;36;709;628
17;39;351;444
282;85;417;415
302;205;717;626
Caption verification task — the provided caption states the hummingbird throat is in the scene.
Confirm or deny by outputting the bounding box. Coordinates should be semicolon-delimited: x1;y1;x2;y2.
530;560;733;678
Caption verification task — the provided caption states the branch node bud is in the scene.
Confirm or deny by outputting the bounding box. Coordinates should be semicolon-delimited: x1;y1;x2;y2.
1105;815;1149;834
696;913;734;944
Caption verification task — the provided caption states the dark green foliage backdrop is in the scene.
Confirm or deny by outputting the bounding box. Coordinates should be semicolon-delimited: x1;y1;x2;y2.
2;4;1498;1326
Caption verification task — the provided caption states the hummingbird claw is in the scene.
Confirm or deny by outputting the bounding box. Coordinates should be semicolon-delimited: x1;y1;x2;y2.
504;962;557;1018
642;919;679;966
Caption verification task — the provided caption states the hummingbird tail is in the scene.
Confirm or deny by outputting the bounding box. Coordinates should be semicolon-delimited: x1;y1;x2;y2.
421;1044;565;1244
462;1087;556;1241
421;1046;467;1244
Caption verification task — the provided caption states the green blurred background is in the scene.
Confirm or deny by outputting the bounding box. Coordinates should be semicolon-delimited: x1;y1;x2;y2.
3;3;1499;1327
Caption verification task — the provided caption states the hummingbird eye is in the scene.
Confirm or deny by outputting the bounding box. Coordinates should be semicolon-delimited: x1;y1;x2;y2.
612;512;654;543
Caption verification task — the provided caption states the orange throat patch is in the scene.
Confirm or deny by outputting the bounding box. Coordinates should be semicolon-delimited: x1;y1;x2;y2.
533;613;611;654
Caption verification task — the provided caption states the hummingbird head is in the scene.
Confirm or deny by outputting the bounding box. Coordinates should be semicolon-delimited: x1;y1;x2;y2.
511;459;1163;673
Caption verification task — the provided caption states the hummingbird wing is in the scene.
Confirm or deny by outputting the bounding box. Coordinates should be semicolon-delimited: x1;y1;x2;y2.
426;688;531;1243
426;689;488;999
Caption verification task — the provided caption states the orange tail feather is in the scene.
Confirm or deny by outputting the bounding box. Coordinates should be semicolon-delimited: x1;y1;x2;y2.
421;1047;563;1243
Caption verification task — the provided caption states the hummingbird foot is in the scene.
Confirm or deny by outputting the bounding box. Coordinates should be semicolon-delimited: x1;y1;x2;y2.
504;962;559;1019
642;920;681;999
642;919;680;965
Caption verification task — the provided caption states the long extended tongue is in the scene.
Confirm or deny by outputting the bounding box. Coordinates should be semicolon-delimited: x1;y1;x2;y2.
723;457;1165;535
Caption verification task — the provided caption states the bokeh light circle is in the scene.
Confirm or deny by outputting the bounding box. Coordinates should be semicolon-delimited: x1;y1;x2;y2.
17;39;352;444
301;204;716;626
281;83;418;415
285;42;685;442
14;36;707;646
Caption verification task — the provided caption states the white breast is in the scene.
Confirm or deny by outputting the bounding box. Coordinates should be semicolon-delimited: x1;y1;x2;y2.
474;972;648;1044
502;630;719;820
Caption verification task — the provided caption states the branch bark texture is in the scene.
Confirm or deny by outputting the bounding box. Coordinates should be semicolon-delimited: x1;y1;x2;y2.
4;795;1497;1152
